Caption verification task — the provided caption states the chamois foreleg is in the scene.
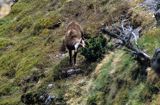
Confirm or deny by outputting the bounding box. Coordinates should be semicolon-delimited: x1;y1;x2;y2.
69;50;72;65
74;51;78;65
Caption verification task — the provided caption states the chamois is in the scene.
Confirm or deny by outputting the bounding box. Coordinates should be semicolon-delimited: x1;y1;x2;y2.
61;21;85;66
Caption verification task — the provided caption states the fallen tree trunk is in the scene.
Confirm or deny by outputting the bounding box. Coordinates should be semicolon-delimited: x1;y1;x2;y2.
101;18;160;74
101;19;151;71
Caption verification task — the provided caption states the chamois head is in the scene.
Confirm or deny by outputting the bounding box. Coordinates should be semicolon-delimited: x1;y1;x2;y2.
74;38;85;52
79;38;85;48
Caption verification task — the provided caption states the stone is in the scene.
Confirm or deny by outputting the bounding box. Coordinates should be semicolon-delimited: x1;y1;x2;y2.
21;92;55;105
151;48;160;73
155;9;160;21
48;84;54;89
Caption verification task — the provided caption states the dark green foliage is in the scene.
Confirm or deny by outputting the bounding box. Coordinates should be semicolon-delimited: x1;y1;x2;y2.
81;35;107;62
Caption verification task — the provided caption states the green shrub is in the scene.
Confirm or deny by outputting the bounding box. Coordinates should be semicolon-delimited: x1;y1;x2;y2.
81;35;107;62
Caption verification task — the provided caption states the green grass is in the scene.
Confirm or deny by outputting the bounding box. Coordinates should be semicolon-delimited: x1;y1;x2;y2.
139;28;160;54
0;0;65;104
86;51;134;105
0;0;160;104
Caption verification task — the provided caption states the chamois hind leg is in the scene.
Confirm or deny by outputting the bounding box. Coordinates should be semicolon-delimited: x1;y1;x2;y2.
69;50;72;66
60;40;66;53
74;51;78;66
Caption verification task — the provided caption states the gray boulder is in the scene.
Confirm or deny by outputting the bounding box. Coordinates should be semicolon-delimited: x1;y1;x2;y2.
155;9;160;22
151;48;160;73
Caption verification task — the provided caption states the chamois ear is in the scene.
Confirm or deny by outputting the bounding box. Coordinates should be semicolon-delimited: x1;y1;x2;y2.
60;40;67;53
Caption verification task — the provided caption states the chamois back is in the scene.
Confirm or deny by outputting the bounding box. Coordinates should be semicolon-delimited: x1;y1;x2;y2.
66;21;83;39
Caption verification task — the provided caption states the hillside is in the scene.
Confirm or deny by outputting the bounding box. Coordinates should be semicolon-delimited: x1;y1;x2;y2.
0;0;160;105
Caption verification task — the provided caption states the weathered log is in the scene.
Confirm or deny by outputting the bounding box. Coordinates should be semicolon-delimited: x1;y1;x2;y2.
101;19;151;69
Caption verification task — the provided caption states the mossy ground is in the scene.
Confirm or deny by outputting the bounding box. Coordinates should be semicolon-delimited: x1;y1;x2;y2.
0;0;160;105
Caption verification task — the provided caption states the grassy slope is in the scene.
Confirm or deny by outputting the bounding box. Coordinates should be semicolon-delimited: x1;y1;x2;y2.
84;3;160;105
84;4;160;105
0;0;112;104
0;0;66;104
0;0;160;105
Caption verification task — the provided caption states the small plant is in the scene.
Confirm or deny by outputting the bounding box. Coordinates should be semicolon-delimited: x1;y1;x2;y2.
81;35;107;62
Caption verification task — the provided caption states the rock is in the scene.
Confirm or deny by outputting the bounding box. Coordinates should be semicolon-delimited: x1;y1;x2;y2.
151;48;160;74
140;0;159;12
53;67;84;80
7;0;18;6
44;95;55;105
21;92;55;105
48;83;54;89
156;3;160;10
39;93;55;105
155;9;160;21
61;68;83;78
140;0;160;23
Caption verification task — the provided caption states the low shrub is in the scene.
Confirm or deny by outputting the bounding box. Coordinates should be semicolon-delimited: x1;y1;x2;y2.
81;35;107;62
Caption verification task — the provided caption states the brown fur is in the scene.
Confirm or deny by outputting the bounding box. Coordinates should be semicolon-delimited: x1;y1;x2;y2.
65;21;84;45
61;21;85;66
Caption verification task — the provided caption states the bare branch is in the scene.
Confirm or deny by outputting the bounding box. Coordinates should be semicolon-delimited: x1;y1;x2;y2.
101;19;151;69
